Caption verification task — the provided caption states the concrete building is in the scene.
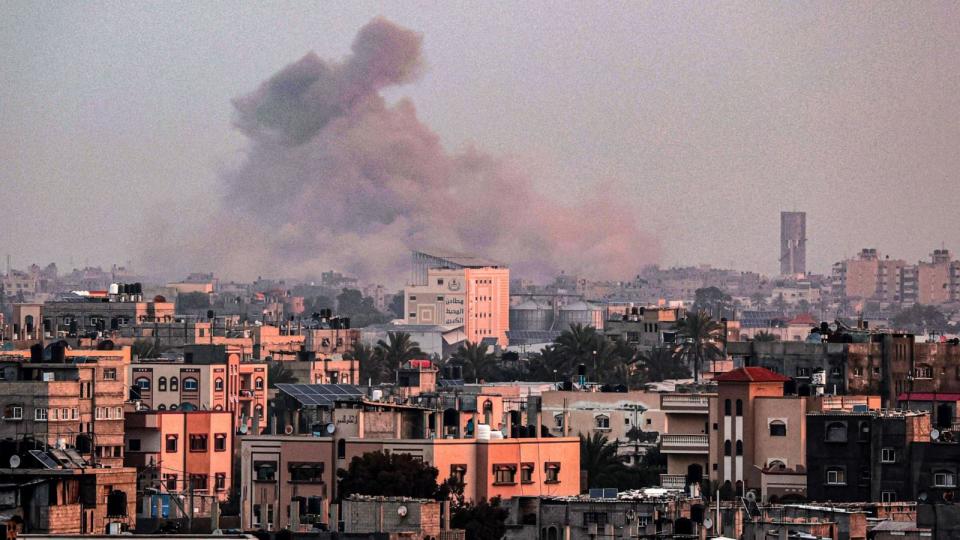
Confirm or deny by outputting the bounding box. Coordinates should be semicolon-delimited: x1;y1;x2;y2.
780;211;807;276
0;346;131;468
405;266;510;347
341;496;448;538
40;290;175;339
658;392;717;491
124;410;234;505
603;306;684;352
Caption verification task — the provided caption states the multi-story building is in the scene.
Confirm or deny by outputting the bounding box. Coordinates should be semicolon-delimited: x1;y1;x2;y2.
917;249;955;305
780;211;806;276
405;251;510;346
657;392;716;492
39;288;175;338
603;306;684;352
831;249;960;307
129;344;268;431
124;410;234;505
0;346;131;468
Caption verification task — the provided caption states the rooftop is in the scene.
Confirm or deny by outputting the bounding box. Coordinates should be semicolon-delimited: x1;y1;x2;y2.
714;367;791;383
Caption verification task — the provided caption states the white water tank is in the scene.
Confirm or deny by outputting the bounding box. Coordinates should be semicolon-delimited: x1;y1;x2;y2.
475;424;491;440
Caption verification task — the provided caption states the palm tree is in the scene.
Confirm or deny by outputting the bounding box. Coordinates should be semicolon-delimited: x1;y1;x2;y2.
753;330;778;342
375;331;423;372
580;432;626;489
450;341;497;383
639;347;691;383
267;361;297;388
555;323;601;377
346;341;389;385
673;310;724;383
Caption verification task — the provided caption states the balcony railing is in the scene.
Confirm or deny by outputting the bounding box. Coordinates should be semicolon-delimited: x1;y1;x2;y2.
661;394;710;413
660;434;709;454
660;474;687;489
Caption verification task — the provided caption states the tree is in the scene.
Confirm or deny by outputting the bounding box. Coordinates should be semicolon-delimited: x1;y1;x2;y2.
450;341;497;382
337;451;445;500
753;330;778;342
892;304;949;334
580;432;626;489
636;347;691;383
554;323;602;377
388;293;405;319
693;287;732;319
375;332;423;375
750;292;768;309
346;341;389;385
336;288;389;327
131;339;165;360
450;498;508;540
674;311;724;383
267;361;297;388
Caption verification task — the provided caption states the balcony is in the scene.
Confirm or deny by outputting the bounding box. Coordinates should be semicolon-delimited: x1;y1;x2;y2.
660;474;687;489
660;434;710;454
660;394;710;414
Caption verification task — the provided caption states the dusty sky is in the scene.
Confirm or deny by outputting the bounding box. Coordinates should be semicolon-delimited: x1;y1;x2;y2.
2;2;959;281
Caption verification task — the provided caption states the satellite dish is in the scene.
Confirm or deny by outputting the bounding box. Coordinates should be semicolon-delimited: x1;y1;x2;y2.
9;455;20;468
703;517;713;530
931;429;941;441
745;491;757;503
238;424;248;434
397;505;408;517
325;423;336;435
284;425;294;435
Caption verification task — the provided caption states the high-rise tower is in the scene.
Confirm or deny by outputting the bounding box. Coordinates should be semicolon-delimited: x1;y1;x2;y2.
780;211;806;276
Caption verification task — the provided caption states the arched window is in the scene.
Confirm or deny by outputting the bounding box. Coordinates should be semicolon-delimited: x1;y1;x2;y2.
595;415;610;429
735;440;743;456
483;400;493;424
135;377;151;391
724;399;731;416
826;422;847;443
214;404;223;411
768;459;786;470
769;420;787;437
157;404;166;411
255;377;264;390
158;377;167;391
736;399;743;416
183;378;198;391
170;377;179;391
724;440;732;456
858;421;870;441
170;404;178;410
215;378;224;391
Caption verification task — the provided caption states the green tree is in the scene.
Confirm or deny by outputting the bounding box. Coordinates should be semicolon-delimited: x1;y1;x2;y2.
388;293;405;319
580;432;626;489
267;361;297;388
337;451;445;500
693;287;732;319
892;304;949;334
131;339;166;360
450;341;497;382
375;332;423;375
673;311;724;383
637;347;691;383
346;341;390;385
336;288;389;327
750;292;768;309
450;497;509;540
753;330;778;342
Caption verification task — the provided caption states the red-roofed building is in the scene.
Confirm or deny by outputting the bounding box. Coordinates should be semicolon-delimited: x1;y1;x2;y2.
714;367;792;384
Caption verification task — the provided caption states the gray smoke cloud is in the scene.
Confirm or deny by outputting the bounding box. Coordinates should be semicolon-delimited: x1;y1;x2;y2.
168;17;658;283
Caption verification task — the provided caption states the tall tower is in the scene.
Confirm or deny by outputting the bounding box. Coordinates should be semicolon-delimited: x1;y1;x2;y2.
780;211;806;276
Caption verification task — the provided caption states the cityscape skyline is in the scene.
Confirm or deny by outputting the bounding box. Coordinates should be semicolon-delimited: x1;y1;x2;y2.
3;3;960;282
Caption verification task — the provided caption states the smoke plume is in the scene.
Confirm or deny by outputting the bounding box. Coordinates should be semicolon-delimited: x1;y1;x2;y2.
173;17;658;283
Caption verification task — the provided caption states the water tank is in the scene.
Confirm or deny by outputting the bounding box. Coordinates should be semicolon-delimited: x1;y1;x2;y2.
509;300;553;332
371;389;383;401
475;424;492;440
489;430;504;440
557;301;602;329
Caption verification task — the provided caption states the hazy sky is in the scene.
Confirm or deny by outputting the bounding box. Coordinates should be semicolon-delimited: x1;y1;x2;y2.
3;2;959;281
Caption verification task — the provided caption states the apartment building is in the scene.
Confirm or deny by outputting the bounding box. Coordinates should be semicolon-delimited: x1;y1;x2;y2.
0;345;131;468
124;410;234;503
657;392;717;492
129;344;268;431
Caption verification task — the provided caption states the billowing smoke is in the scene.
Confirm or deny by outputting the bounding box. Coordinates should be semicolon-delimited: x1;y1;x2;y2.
169;17;658;283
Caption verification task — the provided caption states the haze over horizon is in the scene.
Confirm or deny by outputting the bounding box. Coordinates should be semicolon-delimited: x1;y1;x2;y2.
3;3;959;284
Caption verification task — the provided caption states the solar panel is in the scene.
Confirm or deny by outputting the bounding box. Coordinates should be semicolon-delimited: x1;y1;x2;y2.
64;448;88;467
277;383;362;407
28;450;60;470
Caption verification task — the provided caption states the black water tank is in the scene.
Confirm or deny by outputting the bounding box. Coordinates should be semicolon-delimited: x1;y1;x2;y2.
30;343;43;362
51;341;66;363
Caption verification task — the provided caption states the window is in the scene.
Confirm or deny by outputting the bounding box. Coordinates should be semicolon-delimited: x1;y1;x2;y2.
114;407;122;419
493;465;516;484
724;399;731;416
215;378;224;391
450;464;467;484
255;377;264;390
881;491;897;502
165;435;178;453
165;474;178;491
254;461;277;481
129;439;141;452
135;377;151;391
158;377;167;391
934;471;956;487
183;378;199;391
769;420;787;437
554;414;564;429
583;512;609;527
103;368;117;381
289;462;325;483
768;460;786;471
825;422;847;442
796;367;810;377
736;440;743;456
545;463;561;483
520;463;534;484
724;440;732;456
853;367;863;377
858;421;870;442
736;399;743;416
190;474;208;491
826;467;846;485
215;473;227;491
881;447;896;463
595;415;610;429
409;313;416;318
35;408;47;421
189;434;208;452
214;433;227;452
337;439;346;459
5;405;23;420
170;377;178;391
831;367;842;377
